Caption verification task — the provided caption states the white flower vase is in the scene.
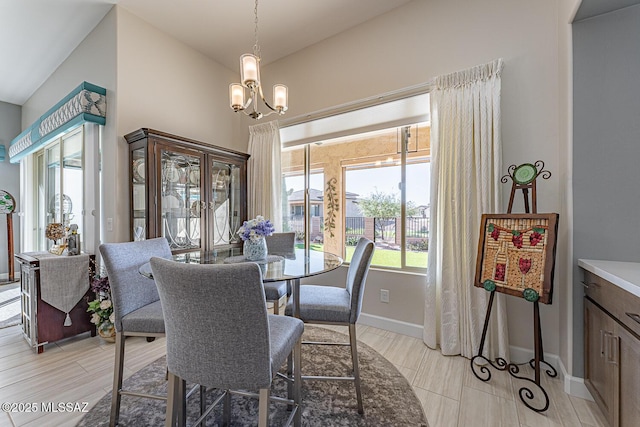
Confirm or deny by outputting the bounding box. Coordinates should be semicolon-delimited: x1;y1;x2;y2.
244;237;268;261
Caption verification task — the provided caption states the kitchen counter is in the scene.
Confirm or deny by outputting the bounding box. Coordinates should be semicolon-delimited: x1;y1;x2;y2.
578;259;640;299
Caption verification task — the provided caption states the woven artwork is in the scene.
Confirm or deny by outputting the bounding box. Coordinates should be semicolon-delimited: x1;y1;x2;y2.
475;213;558;304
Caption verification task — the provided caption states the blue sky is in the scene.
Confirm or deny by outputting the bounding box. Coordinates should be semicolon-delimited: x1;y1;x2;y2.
284;162;430;206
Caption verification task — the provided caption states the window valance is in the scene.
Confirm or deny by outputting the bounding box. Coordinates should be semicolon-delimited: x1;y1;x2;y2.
9;81;106;163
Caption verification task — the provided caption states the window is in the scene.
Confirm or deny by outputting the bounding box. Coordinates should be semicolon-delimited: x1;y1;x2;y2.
281;123;429;270
279;92;430;271
32;128;85;251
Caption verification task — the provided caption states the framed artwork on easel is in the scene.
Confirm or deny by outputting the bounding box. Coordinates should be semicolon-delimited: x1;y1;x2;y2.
475;213;559;304
470;160;559;413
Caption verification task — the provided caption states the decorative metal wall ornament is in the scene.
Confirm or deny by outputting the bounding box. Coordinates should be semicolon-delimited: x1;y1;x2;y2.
324;178;339;238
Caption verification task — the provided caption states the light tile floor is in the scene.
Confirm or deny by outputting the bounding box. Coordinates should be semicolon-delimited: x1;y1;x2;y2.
0;321;607;426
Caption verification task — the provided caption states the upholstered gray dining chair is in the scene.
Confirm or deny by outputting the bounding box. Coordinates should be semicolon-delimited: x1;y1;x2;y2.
264;232;296;315
99;238;173;427
150;257;304;427
285;237;374;414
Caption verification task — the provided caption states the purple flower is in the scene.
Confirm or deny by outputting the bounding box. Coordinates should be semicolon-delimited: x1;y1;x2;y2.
237;216;275;241
90;276;110;294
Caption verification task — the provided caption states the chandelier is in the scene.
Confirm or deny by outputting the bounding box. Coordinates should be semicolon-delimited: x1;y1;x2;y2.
229;0;288;120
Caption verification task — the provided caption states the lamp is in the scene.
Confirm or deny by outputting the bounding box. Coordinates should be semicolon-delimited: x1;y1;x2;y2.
229;0;288;119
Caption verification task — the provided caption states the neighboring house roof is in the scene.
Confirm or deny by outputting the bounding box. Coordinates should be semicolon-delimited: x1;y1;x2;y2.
287;188;359;202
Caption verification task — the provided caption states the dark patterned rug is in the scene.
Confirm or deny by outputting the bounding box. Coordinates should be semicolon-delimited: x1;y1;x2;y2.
77;326;429;426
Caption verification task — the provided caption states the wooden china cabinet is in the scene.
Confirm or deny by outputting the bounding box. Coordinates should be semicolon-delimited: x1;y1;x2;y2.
125;128;249;253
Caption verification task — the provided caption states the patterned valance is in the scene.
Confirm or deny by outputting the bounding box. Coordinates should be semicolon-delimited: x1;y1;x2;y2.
0;144;5;162
9;81;106;163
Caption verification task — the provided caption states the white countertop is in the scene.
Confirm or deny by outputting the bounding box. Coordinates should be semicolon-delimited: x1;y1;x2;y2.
578;259;640;299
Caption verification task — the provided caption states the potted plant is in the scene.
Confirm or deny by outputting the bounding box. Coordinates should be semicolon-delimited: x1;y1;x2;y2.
87;275;115;342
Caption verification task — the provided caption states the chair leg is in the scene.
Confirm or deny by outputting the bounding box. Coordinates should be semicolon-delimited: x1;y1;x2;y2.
109;332;126;427
294;338;302;427
349;324;364;415
165;372;179;427
223;390;231;426
177;378;187;427
273;298;280;315
287;351;293;404
199;385;206;416
258;388;270;427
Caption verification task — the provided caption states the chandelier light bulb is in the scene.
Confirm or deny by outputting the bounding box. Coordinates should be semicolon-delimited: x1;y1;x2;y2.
229;84;245;110
240;54;260;87
273;85;288;111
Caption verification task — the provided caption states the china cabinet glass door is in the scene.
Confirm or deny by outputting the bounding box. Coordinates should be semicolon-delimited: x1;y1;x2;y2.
159;147;203;252
209;160;242;245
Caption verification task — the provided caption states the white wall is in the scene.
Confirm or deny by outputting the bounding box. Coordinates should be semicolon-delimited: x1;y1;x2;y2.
113;7;244;242
0;102;21;278
573;2;640;377
19;7;117;256
267;0;571;361
558;0;582;379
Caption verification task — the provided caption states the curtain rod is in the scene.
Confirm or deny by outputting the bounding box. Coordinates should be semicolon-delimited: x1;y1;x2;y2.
278;81;433;129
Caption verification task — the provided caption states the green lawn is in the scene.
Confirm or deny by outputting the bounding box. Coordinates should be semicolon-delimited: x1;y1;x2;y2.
296;243;427;269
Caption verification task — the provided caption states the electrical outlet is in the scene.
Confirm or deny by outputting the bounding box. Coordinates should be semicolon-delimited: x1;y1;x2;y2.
380;289;390;303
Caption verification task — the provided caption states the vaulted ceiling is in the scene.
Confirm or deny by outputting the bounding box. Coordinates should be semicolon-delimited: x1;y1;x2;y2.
0;0;412;105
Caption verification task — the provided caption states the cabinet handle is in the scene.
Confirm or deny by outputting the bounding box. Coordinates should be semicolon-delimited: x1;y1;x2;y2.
607;335;619;365
209;201;215;210
200;201;207;210
600;329;605;357
626;312;640;325
581;281;599;289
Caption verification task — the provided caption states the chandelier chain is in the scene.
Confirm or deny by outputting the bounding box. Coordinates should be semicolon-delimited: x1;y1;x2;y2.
253;0;261;59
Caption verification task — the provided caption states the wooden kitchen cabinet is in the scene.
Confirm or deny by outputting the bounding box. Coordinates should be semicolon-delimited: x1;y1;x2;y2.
581;264;640;427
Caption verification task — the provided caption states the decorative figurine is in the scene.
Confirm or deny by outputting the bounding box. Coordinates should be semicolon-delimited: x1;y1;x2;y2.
67;224;80;256
46;222;66;255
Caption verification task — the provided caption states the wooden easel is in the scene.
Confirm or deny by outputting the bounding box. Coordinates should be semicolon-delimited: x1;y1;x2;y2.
470;161;556;413
0;190;18;285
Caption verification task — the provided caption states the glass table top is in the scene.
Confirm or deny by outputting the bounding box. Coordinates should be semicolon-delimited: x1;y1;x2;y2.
139;247;343;282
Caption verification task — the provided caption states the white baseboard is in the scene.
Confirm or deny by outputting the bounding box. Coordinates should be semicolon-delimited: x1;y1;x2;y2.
502;345;593;401
358;312;424;339
559;360;594;401
359;313;594;401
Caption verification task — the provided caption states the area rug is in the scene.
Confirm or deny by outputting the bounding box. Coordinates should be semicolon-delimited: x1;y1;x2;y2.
0;283;21;329
77;326;428;426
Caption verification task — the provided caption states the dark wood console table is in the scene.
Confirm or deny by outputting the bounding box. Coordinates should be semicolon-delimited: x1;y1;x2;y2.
15;252;96;353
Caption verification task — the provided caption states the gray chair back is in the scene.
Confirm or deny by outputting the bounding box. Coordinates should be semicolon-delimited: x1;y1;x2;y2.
346;238;374;324
150;258;272;390
99;238;172;331
265;232;296;255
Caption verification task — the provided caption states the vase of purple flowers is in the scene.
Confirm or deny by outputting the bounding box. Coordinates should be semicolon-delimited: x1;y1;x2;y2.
238;216;275;261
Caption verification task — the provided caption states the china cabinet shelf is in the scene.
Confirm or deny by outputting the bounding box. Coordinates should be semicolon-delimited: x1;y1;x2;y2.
125;128;249;253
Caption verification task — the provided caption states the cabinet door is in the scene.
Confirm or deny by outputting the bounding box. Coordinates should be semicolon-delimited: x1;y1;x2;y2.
585;298;616;427
206;158;244;247
156;144;204;252
616;324;640;427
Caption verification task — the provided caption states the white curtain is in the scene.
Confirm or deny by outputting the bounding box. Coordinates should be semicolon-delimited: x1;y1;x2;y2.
424;59;509;360
247;121;282;231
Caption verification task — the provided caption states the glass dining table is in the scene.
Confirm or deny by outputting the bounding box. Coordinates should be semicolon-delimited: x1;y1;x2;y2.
138;247;344;317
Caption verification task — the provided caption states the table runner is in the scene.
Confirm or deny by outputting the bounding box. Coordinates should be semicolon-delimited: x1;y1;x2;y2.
25;252;90;327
